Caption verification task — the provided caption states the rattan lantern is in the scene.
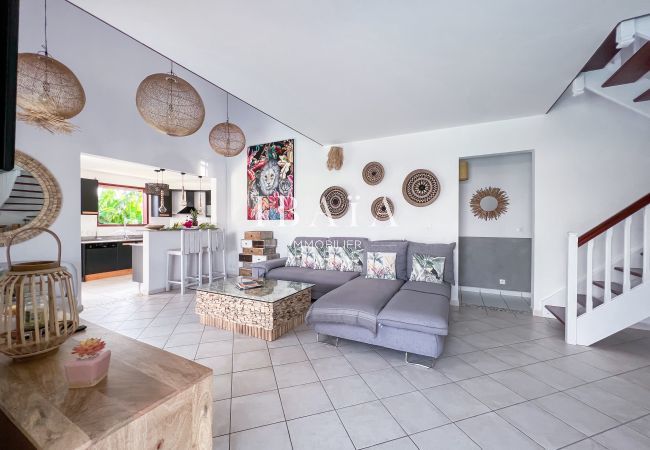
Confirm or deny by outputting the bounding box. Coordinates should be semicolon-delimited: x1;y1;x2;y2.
0;228;79;359
136;66;205;137
209;93;246;157
16;53;86;134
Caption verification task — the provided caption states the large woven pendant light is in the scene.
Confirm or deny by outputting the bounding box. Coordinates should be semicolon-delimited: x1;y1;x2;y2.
17;0;86;134
136;62;205;137
209;93;246;157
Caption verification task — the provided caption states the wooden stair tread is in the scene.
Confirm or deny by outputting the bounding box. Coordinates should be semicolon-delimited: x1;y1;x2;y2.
593;278;641;295
577;294;604;308
614;266;643;278
545;305;566;324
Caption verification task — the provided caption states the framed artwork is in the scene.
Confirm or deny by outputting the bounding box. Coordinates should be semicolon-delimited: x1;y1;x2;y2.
247;139;294;220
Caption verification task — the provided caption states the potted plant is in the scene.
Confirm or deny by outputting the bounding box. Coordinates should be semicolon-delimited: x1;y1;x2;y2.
190;208;199;226
63;338;111;388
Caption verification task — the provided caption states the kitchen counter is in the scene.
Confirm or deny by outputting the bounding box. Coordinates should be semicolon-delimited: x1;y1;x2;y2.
81;236;143;245
0;322;213;449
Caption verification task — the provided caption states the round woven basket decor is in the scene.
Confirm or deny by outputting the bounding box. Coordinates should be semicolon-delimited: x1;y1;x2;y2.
17;53;86;133
371;196;394;221
362;161;384;185
209;122;246;157
402;169;440;207
136;73;205;137
320;186;349;219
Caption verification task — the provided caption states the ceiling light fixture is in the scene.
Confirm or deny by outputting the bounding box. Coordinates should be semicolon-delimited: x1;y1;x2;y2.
209;93;246;157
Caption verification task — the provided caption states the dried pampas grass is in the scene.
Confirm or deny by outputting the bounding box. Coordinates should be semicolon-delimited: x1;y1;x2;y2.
327;146;343;170
17;105;78;134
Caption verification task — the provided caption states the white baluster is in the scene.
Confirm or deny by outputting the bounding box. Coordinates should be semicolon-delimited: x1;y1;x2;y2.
586;240;593;313
566;233;578;345
623;217;632;293
604;228;612;302
643;206;650;283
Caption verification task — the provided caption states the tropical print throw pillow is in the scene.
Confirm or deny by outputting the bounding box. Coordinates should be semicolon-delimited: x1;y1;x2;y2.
285;243;302;267
341;246;364;272
366;252;397;280
410;254;445;284
300;245;327;270
326;246;344;271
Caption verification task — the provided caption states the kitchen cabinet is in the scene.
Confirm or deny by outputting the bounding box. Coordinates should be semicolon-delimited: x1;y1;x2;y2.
117;242;132;270
82;241;138;280
80;178;98;215
150;193;172;217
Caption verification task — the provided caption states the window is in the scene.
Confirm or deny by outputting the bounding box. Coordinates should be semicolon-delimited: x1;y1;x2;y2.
97;184;147;226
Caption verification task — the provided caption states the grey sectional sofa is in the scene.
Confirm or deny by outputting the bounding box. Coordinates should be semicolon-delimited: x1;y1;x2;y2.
251;237;455;364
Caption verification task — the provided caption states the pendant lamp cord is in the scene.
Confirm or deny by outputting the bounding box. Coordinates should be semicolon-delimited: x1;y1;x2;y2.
42;0;48;56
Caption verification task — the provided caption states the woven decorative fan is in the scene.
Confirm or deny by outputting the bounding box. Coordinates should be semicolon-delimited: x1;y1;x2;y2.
470;186;509;221
209;93;246;157
327;146;343;170
320;186;349;219
136;67;205;137
371;196;394;221
17;53;85;134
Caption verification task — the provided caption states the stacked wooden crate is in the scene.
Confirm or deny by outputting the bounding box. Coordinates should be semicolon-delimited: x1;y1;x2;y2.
239;231;279;277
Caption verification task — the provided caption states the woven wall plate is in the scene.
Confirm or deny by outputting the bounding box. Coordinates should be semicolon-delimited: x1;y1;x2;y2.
320;186;349;219
402;169;440;207
371;197;394;221
1;151;62;246
362;162;384;185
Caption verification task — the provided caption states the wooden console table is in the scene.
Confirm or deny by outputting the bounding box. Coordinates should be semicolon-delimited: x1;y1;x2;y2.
0;323;213;449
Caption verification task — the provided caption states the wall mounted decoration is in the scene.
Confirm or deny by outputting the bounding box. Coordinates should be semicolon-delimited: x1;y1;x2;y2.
136;62;205;137
16;2;85;134
459;159;469;181
247;139;294;220
327;146;343;170
371;196;394;221
210;93;246;157
0;228;79;359
402;169;440;207
0;150;62;246
470;186;509;221
320;186;349;219
362;162;384;185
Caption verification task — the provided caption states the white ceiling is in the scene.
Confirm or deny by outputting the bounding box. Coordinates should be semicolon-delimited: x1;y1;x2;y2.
68;0;650;144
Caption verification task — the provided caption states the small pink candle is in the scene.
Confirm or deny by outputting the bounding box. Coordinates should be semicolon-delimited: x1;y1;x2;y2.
64;338;111;388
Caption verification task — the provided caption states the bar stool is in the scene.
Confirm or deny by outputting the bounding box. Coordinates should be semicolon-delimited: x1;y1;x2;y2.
166;229;202;295
202;228;227;284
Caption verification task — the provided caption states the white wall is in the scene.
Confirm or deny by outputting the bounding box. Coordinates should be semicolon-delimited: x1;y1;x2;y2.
226;91;650;314
459;153;532;238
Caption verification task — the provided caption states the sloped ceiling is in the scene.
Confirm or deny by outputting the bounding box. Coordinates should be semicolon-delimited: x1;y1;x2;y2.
67;0;650;144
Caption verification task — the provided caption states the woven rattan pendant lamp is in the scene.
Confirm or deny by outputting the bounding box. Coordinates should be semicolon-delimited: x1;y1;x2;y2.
209;93;246;157
17;0;86;134
136;62;205;137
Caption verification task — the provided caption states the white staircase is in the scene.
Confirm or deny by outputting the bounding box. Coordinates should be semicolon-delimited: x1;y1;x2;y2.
547;194;650;346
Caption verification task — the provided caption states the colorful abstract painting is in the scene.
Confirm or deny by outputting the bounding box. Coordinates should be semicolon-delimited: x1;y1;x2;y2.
247;139;294;220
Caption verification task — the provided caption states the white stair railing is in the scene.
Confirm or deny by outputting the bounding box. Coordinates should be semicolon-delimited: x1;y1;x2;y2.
564;196;650;346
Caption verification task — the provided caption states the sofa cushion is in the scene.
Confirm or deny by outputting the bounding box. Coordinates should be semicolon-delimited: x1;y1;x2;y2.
266;266;359;296
306;277;404;333
367;240;409;280
407;242;456;285
378;289;449;335
401;281;451;299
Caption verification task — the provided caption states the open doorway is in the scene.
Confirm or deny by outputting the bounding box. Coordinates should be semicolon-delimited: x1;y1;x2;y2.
458;152;533;313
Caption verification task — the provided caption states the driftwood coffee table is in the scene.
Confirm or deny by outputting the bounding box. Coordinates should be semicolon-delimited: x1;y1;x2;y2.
195;279;313;341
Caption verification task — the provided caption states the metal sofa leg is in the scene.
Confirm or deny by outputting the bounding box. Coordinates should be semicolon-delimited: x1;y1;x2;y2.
317;333;339;347
405;352;437;369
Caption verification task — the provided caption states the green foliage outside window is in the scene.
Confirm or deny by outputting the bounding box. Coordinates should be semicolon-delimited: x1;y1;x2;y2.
98;186;144;225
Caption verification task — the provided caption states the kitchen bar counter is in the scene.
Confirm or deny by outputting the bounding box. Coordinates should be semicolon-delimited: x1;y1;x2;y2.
0;323;212;449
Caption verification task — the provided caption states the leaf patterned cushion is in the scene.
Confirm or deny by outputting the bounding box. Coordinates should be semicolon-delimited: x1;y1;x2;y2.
341;246;364;272
300;245;327;270
285;243;302;267
409;254;445;284
365;252;397;280
326;246;344;271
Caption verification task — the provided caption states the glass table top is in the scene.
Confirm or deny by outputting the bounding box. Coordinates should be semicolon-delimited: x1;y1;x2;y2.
195;278;314;303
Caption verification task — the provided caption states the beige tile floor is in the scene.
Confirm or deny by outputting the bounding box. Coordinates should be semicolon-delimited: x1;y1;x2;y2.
81;276;650;450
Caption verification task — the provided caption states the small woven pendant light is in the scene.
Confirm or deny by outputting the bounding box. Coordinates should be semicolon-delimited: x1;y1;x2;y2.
16;0;85;134
209;93;246;157
136;62;205;137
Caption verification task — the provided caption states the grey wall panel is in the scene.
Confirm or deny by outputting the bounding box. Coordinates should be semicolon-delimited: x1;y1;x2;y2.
459;236;531;291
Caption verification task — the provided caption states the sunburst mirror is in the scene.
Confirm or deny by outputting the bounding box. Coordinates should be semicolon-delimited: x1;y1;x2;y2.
470;186;509;221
